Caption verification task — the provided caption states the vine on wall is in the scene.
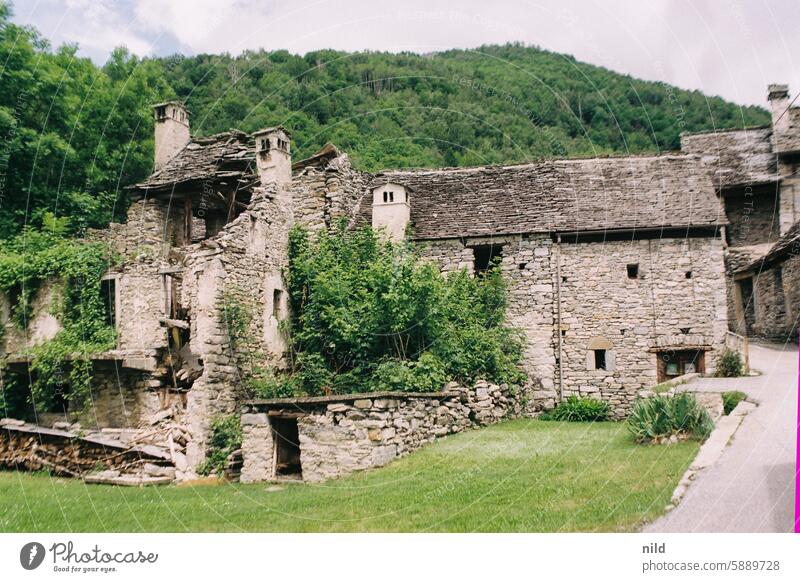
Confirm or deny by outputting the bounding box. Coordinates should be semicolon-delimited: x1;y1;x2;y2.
0;215;118;415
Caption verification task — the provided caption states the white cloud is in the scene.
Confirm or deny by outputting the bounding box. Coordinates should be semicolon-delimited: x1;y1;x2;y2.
132;0;261;52
12;0;800;106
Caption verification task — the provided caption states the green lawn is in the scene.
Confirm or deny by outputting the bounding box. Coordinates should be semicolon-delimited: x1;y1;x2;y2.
0;419;698;532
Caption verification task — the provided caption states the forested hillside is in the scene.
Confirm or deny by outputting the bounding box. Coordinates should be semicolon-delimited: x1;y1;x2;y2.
0;2;769;237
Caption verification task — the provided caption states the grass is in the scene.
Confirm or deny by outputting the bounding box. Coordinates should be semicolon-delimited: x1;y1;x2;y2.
0;419;699;532
722;391;747;415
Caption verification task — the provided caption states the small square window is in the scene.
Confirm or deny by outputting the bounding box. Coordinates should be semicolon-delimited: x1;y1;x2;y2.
473;244;503;276
593;349;607;370
685;271;692;279
626;263;639;279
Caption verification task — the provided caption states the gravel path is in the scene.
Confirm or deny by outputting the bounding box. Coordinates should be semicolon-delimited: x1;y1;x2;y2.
644;341;798;532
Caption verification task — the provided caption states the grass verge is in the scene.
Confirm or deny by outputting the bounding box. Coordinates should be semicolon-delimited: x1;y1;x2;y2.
0;419;698;532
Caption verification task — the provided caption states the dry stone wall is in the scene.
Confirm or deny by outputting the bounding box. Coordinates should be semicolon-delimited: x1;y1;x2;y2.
240;380;536;483
750;254;800;340
558;236;728;417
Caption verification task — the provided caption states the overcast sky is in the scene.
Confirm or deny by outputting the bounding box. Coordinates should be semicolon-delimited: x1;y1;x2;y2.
10;0;799;107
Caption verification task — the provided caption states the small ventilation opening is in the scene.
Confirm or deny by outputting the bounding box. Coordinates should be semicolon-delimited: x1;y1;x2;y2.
272;417;302;479
685;271;693;279
626;263;639;279
593;349;607;370
272;289;282;319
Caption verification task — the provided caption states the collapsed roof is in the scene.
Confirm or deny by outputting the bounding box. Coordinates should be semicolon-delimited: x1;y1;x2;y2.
132;130;257;192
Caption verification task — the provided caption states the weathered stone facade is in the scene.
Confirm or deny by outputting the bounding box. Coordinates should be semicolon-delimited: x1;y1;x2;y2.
8;82;800;481
680;84;800;343
240;381;536;483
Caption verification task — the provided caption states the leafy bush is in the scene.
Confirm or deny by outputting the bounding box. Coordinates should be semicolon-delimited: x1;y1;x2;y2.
540;396;610;422
627;393;714;443
0;220;117;412
722;391;747;415
197;415;243;477
715;348;744;378
282;224;525;395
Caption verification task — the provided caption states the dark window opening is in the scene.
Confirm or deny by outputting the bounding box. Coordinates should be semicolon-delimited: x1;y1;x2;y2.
389;191;394;202
272;289;282;319
775;267;784;289
518;262;527;270
685;271;693;279
155;106;166;119
272;417;302;479
561;276;567;283
626;263;639;279
473;244;503;276
593;349;607;370
100;278;116;328
383;191;388;202
738;276;756;330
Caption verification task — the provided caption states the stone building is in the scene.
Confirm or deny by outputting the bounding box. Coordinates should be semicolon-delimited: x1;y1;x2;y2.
8;85;798;481
680;84;800;342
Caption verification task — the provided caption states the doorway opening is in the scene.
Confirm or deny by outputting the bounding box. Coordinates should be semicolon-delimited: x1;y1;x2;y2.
271;416;302;479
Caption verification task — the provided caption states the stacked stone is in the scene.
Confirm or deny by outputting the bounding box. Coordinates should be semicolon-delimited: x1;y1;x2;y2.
240;381;537;483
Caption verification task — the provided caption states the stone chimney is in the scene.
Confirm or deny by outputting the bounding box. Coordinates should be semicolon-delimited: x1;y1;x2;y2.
371;182;411;242
153;101;190;170
768;84;790;134
253;127;292;190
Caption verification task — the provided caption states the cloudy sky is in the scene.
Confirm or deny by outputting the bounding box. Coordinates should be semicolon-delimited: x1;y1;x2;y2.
10;0;799;107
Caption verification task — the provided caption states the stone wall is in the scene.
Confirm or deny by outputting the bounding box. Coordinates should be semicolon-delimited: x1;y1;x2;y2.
292;154;368;231
417;235;558;403
750;253;800;341
558;236;728;417
90;198;172;354
180;183;294;470
417;233;727;418
240;381;535;483
722;185;780;247
78;364;160;429
1;279;61;354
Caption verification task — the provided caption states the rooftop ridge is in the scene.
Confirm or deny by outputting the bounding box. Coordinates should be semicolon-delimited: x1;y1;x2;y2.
374;151;702;177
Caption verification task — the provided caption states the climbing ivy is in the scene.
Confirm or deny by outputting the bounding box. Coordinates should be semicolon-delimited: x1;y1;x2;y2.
0;214;118;413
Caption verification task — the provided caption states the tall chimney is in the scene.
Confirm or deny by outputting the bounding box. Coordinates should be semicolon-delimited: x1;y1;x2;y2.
253;127;292;191
767;84;790;134
153;101;190;170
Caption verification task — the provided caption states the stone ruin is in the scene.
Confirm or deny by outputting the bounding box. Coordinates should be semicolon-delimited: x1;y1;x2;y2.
1;83;798;485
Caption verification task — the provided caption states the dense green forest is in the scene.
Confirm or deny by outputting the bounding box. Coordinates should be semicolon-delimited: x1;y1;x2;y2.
0;1;769;238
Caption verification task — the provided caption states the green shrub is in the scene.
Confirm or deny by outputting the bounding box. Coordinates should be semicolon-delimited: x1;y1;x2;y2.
0;220;117;412
722;390;747;415
627;393;714;443
282;223;525;395
715;348;744;378
540;396;610;422
197;415;243;477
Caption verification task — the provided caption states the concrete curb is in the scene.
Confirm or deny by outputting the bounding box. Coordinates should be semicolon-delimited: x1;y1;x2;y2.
665;400;756;511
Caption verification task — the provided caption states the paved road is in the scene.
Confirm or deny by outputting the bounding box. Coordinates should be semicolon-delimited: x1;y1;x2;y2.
644;341;798;532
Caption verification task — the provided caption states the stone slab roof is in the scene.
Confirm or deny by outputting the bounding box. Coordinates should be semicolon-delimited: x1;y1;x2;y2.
132;130;256;191
362;154;724;239
680;126;778;190
742;220;800;272
775;108;800;153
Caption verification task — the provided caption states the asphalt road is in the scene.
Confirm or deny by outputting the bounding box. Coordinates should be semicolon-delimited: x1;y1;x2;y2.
644;341;798;533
